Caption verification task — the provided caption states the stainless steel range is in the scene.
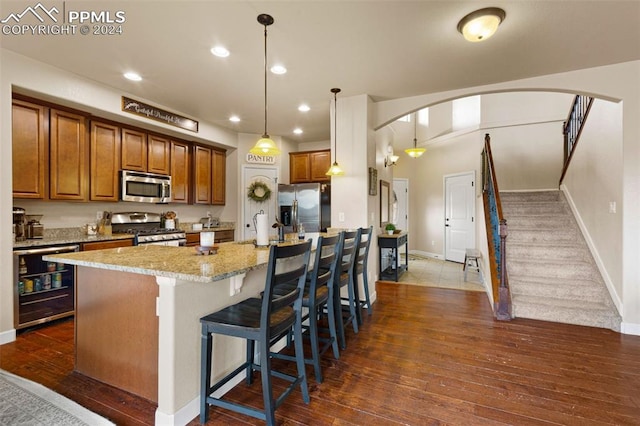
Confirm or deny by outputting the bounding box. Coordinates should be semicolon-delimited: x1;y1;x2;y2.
111;212;186;246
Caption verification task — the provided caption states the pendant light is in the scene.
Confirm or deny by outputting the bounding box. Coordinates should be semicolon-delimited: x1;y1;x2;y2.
249;14;281;156
326;88;344;176
405;112;425;158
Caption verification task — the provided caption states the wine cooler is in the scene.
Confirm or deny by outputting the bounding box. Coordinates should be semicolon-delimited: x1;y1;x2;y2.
13;244;79;330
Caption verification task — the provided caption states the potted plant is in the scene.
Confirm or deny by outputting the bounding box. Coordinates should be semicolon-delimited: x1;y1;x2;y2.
385;223;396;235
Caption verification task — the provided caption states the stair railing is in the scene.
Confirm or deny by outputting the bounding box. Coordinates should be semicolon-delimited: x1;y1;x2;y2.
481;133;512;320
559;95;594;185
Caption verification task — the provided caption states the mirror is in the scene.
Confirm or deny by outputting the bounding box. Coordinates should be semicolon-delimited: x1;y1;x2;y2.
380;180;390;225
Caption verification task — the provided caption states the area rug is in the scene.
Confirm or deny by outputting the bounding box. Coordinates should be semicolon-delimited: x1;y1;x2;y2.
0;369;114;426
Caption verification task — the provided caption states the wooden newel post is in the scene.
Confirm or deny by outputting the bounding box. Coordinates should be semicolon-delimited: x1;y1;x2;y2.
496;218;512;320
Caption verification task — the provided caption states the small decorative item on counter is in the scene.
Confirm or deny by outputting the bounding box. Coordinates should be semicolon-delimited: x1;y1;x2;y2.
47;262;56;272
85;223;97;236
24;279;33;293
163;211;177;229
43;274;52;290
34;278;42;292
200;231;215;248
52;273;62;288
19;258;27;275
297;224;305;241
18;280;24;295
57;262;65;271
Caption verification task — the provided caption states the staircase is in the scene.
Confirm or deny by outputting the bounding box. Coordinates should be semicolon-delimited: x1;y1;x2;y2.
501;190;621;331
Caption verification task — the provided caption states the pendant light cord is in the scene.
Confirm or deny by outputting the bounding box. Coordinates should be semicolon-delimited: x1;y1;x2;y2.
263;25;268;138
413;111;417;148
331;88;341;163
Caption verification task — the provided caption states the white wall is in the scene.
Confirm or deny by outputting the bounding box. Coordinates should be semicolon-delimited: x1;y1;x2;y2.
563;99;624;309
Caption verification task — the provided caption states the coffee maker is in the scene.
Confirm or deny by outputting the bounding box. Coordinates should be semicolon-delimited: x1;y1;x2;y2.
13;207;26;242
25;214;44;239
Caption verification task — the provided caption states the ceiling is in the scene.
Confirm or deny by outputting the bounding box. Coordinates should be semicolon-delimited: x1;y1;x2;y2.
2;1;639;144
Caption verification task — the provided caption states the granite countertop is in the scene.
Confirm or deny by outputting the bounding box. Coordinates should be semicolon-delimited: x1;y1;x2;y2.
43;243;273;283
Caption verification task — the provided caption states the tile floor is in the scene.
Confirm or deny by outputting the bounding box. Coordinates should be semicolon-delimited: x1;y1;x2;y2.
389;254;485;292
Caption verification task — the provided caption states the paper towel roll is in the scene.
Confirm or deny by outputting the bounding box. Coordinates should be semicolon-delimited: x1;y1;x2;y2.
255;212;270;247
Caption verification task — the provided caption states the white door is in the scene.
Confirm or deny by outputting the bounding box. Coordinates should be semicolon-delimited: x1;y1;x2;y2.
392;178;408;232
242;166;278;241
444;172;475;263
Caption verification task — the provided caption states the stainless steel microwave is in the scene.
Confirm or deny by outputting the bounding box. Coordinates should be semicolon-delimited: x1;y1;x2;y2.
121;170;171;203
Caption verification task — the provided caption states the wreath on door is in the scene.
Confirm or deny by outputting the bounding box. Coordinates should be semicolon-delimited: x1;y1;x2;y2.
247;181;272;202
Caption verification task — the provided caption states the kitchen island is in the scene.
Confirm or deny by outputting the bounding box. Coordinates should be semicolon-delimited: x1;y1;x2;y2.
43;242;283;426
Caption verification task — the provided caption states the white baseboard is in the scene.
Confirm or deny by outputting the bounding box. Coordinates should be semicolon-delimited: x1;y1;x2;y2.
621;322;640;336
409;249;444;260
0;328;16;345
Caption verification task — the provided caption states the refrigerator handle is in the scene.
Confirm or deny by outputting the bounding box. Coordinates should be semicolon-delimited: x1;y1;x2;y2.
292;199;298;232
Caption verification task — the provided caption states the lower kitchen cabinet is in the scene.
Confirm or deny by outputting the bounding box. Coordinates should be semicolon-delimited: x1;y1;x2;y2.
81;239;134;251
185;230;234;246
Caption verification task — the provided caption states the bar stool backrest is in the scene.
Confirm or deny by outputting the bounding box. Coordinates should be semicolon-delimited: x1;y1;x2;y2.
263;241;312;336
308;232;344;300
354;226;373;275
336;229;362;288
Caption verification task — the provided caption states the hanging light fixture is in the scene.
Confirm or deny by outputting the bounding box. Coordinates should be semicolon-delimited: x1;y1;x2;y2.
326;88;344;176
457;7;506;42
405;112;426;158
249;14;281;156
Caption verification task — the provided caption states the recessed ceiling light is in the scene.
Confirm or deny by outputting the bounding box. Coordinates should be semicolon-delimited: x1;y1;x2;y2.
293;128;303;135
210;46;230;57
229;115;240;122
298;104;310;112
123;72;142;81
270;65;287;75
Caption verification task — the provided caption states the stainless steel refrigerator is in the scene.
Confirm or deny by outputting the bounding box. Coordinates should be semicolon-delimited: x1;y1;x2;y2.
278;183;331;233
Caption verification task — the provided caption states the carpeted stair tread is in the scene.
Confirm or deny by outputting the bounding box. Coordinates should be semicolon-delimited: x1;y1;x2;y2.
501;190;621;331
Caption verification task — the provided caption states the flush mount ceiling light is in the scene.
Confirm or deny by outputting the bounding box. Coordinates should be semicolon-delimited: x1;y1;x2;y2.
250;14;281;156
326;88;344;176
457;7;506;42
270;64;287;75
405;112;425;158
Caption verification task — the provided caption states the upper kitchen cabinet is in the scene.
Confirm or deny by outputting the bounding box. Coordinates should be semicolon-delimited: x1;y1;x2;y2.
49;109;89;201
12;99;48;199
121;128;171;175
170;140;190;204
290;150;330;183
121;128;147;172
193;144;226;205
147;134;171;175
90;121;121;202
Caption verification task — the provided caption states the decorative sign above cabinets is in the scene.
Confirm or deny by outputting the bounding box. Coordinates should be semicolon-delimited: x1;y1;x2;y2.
246;153;276;164
121;96;199;132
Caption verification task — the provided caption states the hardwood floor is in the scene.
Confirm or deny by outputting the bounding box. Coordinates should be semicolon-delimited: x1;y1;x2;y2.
2;282;640;425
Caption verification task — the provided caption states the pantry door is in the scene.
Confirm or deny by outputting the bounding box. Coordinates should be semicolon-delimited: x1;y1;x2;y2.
242;165;278;241
444;171;475;263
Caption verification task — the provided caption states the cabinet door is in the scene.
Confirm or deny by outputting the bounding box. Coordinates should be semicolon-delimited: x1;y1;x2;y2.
82;239;134;251
121;128;147;171
90;121;121;202
148;133;170;175
290;152;311;183
212;149;226;205
50;109;88;201
309;150;331;182
171;141;190;204
12;100;48;199
193;145;212;204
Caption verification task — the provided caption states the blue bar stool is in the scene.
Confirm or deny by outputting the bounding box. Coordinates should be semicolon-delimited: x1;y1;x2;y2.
199;241;312;425
354;226;374;322
334;228;362;350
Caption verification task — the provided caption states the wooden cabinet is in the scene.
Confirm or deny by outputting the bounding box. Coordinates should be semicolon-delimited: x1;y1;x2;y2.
212;149;226;205
90;121;121;202
12;99;48;199
185;230;234;247
147;134;171;175
121;128;147;172
81;238;134;251
290;150;330;183
193;145;226;205
170;141;190;204
121;128;170;175
49;109;88;201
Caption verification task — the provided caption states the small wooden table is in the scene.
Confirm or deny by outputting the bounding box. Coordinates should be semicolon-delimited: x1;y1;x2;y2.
378;232;408;282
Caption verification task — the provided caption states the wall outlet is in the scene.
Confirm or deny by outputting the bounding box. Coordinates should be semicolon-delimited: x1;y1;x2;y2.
609;201;616;214
96;211;103;220
338;212;345;222
431;240;435;246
